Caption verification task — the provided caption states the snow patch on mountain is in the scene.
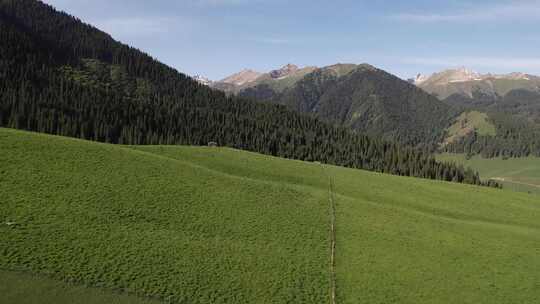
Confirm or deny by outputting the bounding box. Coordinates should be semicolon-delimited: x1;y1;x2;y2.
193;75;212;86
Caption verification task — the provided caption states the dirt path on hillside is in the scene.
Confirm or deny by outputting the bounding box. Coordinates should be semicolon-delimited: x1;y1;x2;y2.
322;164;337;304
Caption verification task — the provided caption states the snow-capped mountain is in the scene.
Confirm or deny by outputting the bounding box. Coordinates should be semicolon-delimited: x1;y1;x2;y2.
193;75;213;86
414;68;481;86
411;73;429;85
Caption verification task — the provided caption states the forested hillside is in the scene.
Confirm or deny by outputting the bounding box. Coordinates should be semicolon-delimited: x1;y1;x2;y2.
0;0;497;187
237;64;540;158
413;68;540;157
441;95;540;157
240;64;456;149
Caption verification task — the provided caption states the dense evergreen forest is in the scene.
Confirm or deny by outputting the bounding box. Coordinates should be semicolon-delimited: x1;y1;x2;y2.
0;0;499;187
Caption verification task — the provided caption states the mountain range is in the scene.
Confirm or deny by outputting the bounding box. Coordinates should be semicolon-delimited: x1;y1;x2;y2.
209;63;454;149
411;68;540;157
412;67;540;100
210;64;318;94
206;64;540;157
2;0;540;160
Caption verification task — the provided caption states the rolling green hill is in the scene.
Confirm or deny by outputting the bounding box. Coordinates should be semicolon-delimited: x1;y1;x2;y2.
0;128;330;304
437;153;540;195
2;128;539;303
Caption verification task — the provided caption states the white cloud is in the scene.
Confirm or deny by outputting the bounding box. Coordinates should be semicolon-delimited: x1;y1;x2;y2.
391;0;540;23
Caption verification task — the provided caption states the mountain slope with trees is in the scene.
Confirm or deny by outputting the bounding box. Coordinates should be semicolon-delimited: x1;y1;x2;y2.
234;64;540;158
412;68;540;157
0;0;493;186
239;64;456;149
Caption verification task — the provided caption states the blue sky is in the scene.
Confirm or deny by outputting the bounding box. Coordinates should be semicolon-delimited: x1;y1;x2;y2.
42;0;540;80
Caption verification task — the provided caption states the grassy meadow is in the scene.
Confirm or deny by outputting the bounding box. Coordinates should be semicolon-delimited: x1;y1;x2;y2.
437;153;540;195
0;128;330;304
1;128;539;303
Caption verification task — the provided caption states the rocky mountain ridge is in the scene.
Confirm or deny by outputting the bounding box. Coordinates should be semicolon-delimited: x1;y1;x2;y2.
413;67;540;100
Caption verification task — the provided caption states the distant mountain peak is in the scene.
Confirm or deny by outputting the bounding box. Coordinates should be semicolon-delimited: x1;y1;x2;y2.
416;68;537;87
219;69;262;86
413;73;429;85
270;64;299;79
413;67;540;100
423;67;481;85
486;72;532;81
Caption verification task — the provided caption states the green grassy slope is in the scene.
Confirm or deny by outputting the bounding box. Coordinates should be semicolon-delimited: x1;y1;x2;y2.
329;165;540;303
444;111;496;145
0;128;330;304
2;128;540;303
437;153;540;195
140;145;540;304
